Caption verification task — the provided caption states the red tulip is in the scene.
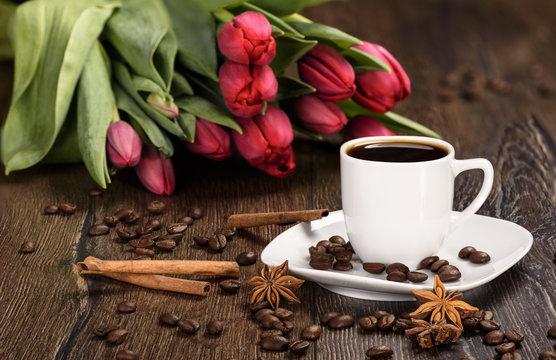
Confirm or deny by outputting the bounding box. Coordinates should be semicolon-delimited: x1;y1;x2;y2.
219;61;277;117
136;144;175;195
186;118;231;161
343;115;395;141
217;11;276;66
352;42;410;113
298;45;355;101
293;95;347;134
232;105;295;178
106;121;142;168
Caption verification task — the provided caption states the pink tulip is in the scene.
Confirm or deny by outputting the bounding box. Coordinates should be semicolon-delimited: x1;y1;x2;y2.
298;45;355;101
217;11;276;66
219;61;277;117
186;118;231;161
232;105;295;178
343;115;396;141
106;121;142;168
294;95;347;134
136;144;175;195
352;42;410;113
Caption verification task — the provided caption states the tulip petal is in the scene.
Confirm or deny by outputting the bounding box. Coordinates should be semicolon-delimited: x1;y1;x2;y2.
186;118;231;161
252;65;277;101
217;22;250;64
343;115;395;142
233;11;272;40
136;144;175;195
294;95;346;134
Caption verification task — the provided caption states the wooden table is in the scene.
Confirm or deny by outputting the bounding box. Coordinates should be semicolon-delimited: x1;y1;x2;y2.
1;0;555;358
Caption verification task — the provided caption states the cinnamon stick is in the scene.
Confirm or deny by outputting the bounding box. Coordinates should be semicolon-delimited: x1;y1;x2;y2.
226;209;329;229
76;256;239;278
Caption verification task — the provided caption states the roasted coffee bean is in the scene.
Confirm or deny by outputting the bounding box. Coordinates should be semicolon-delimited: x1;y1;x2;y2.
219;279;240;293
309;245;327;255
124;211;140;224
275;320;294;336
469;251;490;264
419;256;439;269
114;208;132;220
261;314;281;329
193;235;209;247
333;261;353;271
160;233;183;244
289;340;310;355
458;246;477;259
480;320;501;332
316;240;332;249
117;301;136;313
501;355;522;360
320;312;340;324
548;325;556;338
44;205;59;214
328;314;355;329
140;232;161;242
495;342;516;355
483;330;504;345
106;328;128;344
372;310;391;319
438;265;461;282
128;238;155;249
274;308;293;321
459;357;479;360
329;235;346;246
178;216;194;225
93;325;119;337
301;324;322;340
407;271;428;283
159;313;180;326
117;228;138;241
167;223;188;234
236;251;257;265
358;316;378;331
206;320;224;335
189;207;203;219
539;351;556;360
88;223;109;236
430;259;449;272
116;349;137;360
156;240;176;251
208;234;227;252
59;203;77;214
147;201;166;214
135;248;155;257
334;250;352;262
505;329;524;343
104;216;118;227
463;317;480;331
363;262;385;274
395;318;412;331
398;311;412;319
260;335;289;351
137;219;162;234
215;228;236;238
386;271;407;282
328;243;345;253
366;345;393;358
89;188;103;197
482;311;494;321
309;252;334;270
19;241;35;253
255;309;275;322
378;314;396;331
261;329;283;338
250;301;270;313
178;319;200;334
385;262;409;274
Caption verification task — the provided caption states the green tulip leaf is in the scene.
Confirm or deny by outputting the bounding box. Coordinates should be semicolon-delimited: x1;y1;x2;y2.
198;0;246;12
276;75;315;100
171;71;194;97
133;76;169;99
287;21;362;49
271;34;317;74
175;96;242;133
43;106;82;164
342;46;390;73
177;112;197;143
240;3;303;38
247;0;332;16
1;0;118;174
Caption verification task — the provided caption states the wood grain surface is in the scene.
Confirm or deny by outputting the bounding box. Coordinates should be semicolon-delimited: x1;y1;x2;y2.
1;0;555;359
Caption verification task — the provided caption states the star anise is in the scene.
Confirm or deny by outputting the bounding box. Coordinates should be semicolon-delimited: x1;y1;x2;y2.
248;261;305;309
405;319;463;348
410;275;477;329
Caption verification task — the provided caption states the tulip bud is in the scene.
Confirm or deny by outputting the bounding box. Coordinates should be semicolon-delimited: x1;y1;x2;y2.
343;115;395;142
106;121;142;168
217;11;276;66
294;95;347;134
352;42;410;113
147;93;179;118
186;118;232;161
136;144;175;195
232;105;295;178
298;45;355;101
219;61;277;117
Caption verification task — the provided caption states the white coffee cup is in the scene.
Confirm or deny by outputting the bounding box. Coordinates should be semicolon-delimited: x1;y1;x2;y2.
340;136;494;269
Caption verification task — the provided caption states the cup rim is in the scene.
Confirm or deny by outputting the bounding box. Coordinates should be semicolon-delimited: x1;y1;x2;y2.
340;136;455;165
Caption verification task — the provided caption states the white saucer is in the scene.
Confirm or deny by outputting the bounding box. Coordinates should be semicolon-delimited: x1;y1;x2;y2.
260;210;533;301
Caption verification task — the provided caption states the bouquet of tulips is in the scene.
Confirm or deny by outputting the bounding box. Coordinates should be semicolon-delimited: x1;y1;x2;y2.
0;0;439;195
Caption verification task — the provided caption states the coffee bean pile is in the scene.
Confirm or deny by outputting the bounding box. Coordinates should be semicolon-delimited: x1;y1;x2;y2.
419;256;462;282
44;203;77;215
458;246;491;264
321;312;355;329
193;227;237;252
158;311;224;337
308;235;354;271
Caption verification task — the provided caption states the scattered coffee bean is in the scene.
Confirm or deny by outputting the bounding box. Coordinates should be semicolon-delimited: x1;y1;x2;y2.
106;328;128;344
395;318;412;331
483;330;504;345
320;312;340;324
178;319;200;334
469;251;490;264
334;250;353;262
156;239;176;252
333;261;353;271
260;335;289;351
160;233;183;244
458;246;477;259
261;314;281;329
377;314;396;331
250;301;270;313
407;271;428;283
114;209;132;220
189;207;203;219
117;228;138;241
140;232;161;242
178;216;194;225
208;234;227;252
255;309;275;322
159;313;180;326
104;216;118;227
482;311;494;321
193;235;209;247
88;223;109;236
137;219;162;234
116;349;137;360
495;342;516;355
89;188;103;197
147;201;166;214
328;314;355;329
430;259;449;272
372;310;391;319
439;265;462;282
385;262;409;274
301;324;322;340
363;262;385;274
539;351;556;360
309;245;327;255
366;345;393;358
359;316;378;331
236;251;257;265
463;317;480;331
93;325;119;337
459;357;479;360
219;279;240;293
504;329;524;343
128;238;155;249
309;252;334;270
260;329;283;338
59;203;77;214
537;84;554;98
501;354;522;360
274;308;293;321
419;256;439;269
167;223;187;234
19;241;35;253
329;235;346;246
206;320;224;335
135;248;155;257
386;271;406;282
44;205;59;214
480;320;501;332
548;325;556;338
276;320;294;336
124;211;140;224
289;340;310;355
398;312;411;320
117;301;136;313
215;228;235;238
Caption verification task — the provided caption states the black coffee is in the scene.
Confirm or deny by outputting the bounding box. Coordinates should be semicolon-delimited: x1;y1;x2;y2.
347;142;447;162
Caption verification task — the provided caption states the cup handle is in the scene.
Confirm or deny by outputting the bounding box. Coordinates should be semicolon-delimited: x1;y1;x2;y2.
449;158;494;233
